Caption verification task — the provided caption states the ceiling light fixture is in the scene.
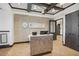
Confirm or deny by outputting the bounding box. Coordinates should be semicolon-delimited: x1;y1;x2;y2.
52;8;55;12
41;6;46;14
41;10;44;14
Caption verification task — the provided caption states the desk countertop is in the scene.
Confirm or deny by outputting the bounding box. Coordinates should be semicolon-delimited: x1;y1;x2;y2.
29;34;53;37
28;34;53;41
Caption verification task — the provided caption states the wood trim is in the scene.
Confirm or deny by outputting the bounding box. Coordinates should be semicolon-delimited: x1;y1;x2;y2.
65;3;76;9
0;45;12;48
8;3;13;8
11;7;28;11
14;41;29;44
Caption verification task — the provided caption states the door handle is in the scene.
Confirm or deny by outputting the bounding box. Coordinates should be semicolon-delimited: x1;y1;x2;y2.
78;24;79;27
78;35;79;37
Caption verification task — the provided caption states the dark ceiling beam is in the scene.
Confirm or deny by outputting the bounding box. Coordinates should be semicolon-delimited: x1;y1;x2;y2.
27;3;32;12
43;3;57;14
11;7;28;11
9;3;13;8
11;6;41;13
53;6;64;10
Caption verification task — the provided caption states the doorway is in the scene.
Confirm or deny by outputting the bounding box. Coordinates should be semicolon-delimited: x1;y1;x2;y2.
56;18;63;44
56;18;63;36
49;20;57;40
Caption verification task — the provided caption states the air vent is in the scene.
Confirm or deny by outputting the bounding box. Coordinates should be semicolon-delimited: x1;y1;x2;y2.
0;34;7;44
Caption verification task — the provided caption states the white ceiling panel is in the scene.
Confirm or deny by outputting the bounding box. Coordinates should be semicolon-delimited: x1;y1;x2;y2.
11;3;28;9
31;4;46;11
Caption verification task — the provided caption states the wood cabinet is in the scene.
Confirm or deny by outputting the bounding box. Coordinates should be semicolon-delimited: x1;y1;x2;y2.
65;10;79;51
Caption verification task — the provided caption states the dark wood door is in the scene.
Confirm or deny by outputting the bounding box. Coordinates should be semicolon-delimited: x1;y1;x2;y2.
75;11;79;50
65;13;72;47
65;10;79;51
71;11;78;49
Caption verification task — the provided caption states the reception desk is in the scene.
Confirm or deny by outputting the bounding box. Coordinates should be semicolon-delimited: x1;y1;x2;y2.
29;34;53;55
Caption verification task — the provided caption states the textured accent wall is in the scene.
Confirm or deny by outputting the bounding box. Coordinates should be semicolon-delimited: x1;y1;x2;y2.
14;14;49;42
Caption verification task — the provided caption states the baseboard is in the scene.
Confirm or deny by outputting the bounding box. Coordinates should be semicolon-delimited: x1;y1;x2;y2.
14;41;29;44
0;45;12;48
0;41;29;48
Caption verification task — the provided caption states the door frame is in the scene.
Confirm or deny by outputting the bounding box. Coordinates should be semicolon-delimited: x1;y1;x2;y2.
49;20;57;40
56;18;63;44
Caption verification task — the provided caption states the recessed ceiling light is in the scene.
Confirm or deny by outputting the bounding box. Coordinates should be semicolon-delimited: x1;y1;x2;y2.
60;3;65;5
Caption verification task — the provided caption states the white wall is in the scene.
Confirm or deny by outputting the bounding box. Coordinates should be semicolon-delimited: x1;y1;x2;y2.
0;3;53;45
54;3;79;44
0;3;14;45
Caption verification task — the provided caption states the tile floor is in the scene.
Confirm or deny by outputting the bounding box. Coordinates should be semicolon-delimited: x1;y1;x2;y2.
0;35;79;56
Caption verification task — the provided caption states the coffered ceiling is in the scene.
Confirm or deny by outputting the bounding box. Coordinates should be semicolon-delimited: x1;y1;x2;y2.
9;3;75;15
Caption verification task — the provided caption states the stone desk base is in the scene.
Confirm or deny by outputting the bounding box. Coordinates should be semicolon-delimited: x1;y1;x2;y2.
30;34;53;56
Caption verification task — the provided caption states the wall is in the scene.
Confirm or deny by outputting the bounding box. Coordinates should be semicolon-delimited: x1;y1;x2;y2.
0;3;14;45
54;3;79;44
50;22;55;33
14;14;49;42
